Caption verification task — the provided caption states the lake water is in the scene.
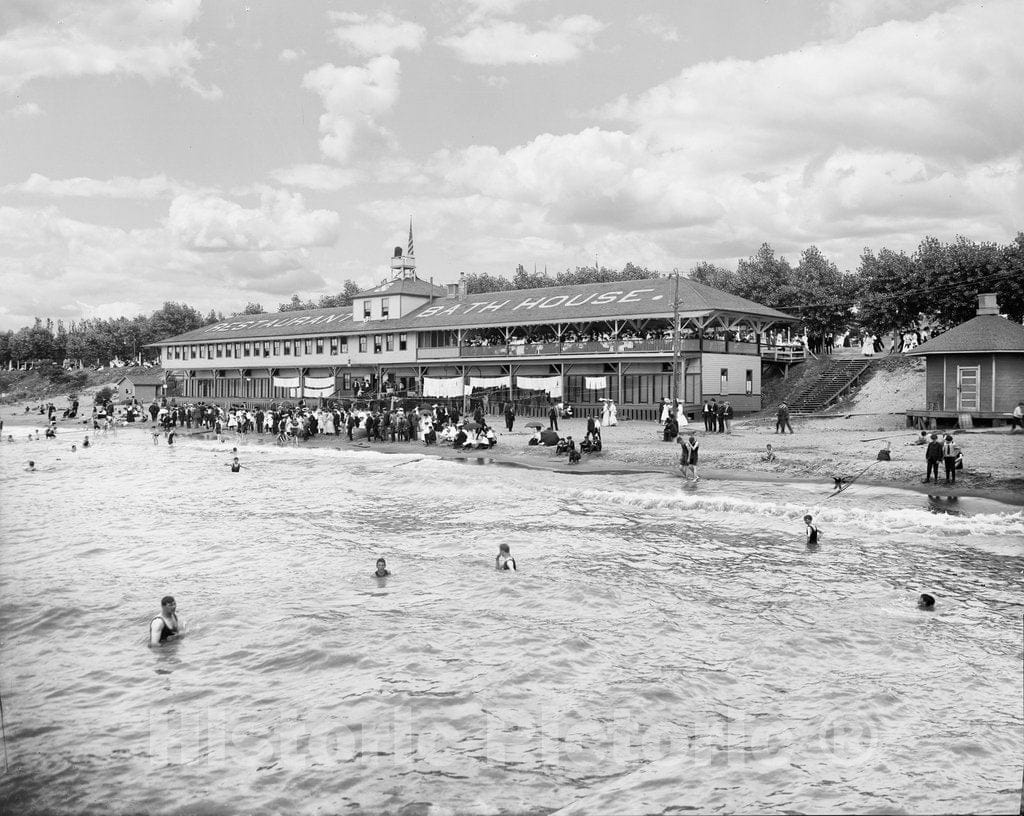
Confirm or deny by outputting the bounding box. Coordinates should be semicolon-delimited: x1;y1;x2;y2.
1;429;1022;815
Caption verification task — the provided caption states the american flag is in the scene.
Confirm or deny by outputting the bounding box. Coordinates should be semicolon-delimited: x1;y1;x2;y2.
407;218;414;257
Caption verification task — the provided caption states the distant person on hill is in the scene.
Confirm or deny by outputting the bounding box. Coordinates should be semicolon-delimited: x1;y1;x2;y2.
776;403;793;434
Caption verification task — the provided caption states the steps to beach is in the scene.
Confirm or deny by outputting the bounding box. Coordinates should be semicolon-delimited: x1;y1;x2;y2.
786;359;874;415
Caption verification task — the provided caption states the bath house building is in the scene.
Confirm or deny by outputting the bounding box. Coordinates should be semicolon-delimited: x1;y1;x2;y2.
151;249;796;420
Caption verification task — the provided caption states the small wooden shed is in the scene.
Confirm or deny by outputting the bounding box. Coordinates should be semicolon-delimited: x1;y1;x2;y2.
905;294;1024;426
116;370;166;403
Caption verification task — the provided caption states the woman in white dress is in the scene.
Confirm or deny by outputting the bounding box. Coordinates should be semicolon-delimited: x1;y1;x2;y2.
861;335;875;357
660;398;672;423
323;410;335;435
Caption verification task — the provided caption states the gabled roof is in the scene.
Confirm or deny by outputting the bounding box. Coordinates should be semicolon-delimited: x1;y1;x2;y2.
906;315;1024;355
402;277;795;331
358;277;447;298
116;369;166;385
152;277;796;344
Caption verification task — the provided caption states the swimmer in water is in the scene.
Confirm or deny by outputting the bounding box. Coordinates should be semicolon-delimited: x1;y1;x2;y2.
374;557;391;577
228;457;241;472
804;514;819;546
71;444;77;452
918;593;936;610
496;543;517;571
25;460;36;471
149;595;181;645
83;436;90;448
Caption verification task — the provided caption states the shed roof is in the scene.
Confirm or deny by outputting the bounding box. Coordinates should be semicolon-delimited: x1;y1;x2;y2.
905;315;1024;355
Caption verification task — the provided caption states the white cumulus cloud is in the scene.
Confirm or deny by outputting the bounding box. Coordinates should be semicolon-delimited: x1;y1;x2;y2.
440;15;605;65
301;56;402;163
166;189;342;251
0;0;220;98
4;101;43;117
1;173;209;199
330;11;426;57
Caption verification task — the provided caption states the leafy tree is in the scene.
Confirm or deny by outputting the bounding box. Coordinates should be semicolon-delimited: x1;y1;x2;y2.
855;247;925;337
789;247;856;339
462;272;513;295
916;235;1020;328
688;261;737;292
94;385;115;404
998;232;1024;322
278;294;317;312
512;264;553;290
149;302;206;341
241;302;264;315
734;243;797;308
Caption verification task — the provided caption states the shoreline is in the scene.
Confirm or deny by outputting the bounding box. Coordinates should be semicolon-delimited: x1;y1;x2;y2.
6;409;1023;507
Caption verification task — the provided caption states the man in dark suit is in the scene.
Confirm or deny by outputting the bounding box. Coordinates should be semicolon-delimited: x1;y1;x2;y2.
924;433;943;483
548;403;559;431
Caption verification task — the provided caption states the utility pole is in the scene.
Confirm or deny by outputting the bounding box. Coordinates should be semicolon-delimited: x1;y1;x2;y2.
671;270;680;402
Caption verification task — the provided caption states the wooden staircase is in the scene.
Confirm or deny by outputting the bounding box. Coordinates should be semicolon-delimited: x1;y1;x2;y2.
787;359;874;415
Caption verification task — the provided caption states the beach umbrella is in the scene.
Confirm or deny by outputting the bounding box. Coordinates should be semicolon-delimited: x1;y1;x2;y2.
539;428;560;446
525;421;543;429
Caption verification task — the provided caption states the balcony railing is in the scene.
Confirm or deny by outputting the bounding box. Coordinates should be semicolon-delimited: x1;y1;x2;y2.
417;346;461;359
418;337;767;360
762;345;807;362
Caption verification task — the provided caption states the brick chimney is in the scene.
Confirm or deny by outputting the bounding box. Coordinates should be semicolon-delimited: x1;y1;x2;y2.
458;272;467;300
976;293;999;316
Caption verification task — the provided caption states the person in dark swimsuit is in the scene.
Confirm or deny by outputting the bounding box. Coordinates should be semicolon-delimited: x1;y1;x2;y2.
496;543;516;571
149;595;181;645
804;514;819;547
374;558;391;577
228;457;241;472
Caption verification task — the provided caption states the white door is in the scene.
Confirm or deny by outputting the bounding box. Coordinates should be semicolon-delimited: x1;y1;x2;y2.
957;366;980;411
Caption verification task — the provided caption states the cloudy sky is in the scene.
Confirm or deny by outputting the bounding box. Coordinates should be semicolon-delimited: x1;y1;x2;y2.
0;0;1020;330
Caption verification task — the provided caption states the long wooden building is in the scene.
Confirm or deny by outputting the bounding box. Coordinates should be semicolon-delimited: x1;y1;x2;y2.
150;248;796;419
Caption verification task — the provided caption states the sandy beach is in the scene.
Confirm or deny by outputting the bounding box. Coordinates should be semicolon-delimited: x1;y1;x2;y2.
8;398;1022;505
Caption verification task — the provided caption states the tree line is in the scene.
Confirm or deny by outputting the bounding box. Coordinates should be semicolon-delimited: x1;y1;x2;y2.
1;234;1020;368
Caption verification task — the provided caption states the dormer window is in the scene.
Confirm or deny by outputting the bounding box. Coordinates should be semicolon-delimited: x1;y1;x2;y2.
381;297;390;318
363;301;372;319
